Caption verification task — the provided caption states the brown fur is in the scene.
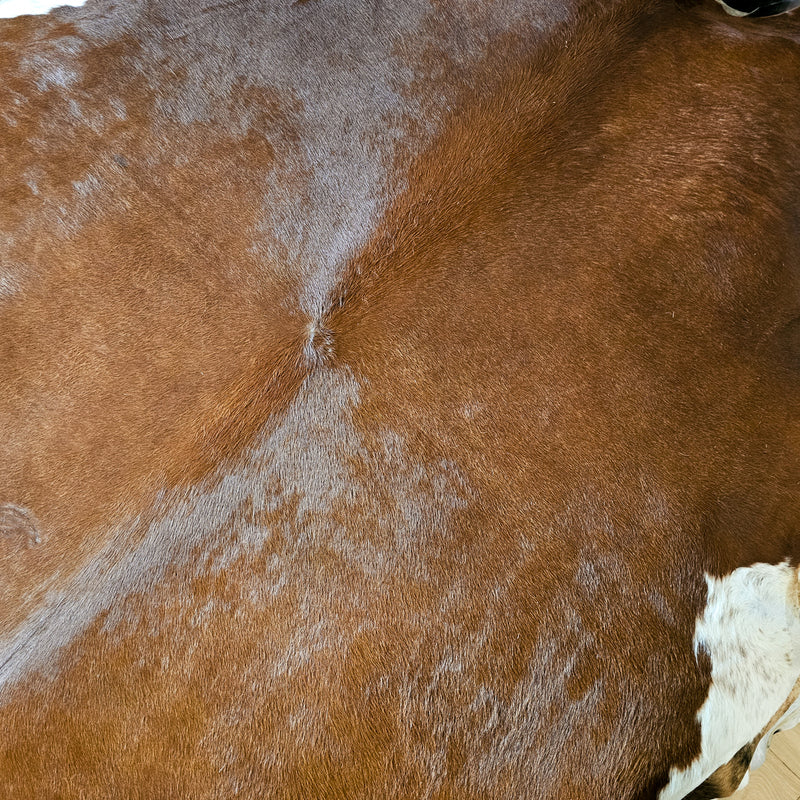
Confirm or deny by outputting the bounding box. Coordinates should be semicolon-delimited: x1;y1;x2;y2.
684;742;755;798
0;0;799;798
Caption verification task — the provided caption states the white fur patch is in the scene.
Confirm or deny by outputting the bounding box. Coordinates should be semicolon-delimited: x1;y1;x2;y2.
714;0;751;16
659;562;800;799
0;0;85;19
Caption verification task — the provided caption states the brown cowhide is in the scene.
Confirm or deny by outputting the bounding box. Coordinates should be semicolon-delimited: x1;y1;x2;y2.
0;0;799;798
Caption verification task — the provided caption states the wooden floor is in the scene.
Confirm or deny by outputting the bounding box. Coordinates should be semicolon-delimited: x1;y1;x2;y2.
735;727;800;799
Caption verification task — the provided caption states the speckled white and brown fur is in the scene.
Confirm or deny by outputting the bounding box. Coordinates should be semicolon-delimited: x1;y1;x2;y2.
0;0;799;798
